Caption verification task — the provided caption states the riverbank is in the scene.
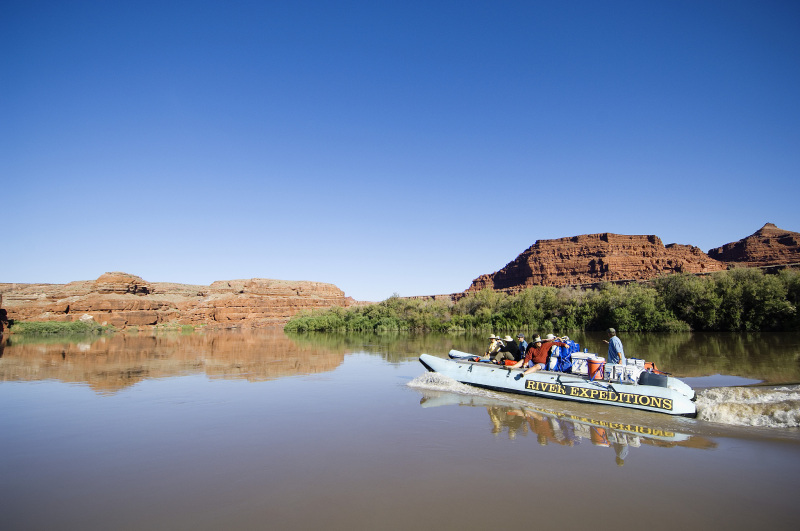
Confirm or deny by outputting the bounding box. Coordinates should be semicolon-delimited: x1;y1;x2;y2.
286;268;800;333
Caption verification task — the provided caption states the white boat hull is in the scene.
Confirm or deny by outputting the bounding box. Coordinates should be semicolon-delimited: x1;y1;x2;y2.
419;354;697;417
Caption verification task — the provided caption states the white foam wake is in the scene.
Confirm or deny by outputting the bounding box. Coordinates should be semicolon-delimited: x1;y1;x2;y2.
696;385;800;428
408;372;477;395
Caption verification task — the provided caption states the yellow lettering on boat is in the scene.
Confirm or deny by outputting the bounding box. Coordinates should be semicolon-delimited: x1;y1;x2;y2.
649;397;662;409
524;379;674;410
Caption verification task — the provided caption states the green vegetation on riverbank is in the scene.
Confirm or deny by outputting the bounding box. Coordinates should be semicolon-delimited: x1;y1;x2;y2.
285;268;800;333
9;320;115;336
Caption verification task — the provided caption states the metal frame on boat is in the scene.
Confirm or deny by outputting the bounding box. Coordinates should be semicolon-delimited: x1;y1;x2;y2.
418;353;697;417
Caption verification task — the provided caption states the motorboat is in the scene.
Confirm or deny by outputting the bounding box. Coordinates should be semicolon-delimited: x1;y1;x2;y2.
419;351;697;417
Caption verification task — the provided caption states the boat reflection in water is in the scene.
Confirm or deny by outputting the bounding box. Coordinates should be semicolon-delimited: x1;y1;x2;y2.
418;390;716;465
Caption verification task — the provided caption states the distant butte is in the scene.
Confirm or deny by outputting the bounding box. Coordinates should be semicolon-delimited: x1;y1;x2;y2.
708;223;800;267
467;233;726;294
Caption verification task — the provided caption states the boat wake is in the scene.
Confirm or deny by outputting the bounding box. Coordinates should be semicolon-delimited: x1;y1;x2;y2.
411;373;800;430
408;372;481;396
695;385;800;429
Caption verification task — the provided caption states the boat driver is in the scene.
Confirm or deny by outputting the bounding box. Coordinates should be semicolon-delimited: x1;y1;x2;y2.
603;328;626;365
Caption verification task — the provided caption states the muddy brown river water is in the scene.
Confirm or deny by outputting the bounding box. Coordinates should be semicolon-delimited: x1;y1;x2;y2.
1;330;799;530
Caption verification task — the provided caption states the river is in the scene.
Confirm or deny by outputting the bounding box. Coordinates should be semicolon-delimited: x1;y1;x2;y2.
1;329;799;530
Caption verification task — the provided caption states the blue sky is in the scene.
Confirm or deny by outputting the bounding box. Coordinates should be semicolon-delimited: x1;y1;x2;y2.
3;0;799;301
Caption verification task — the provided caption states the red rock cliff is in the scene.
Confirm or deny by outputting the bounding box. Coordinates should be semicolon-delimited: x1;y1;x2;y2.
467;233;727;293
0;272;352;329
707;223;800;267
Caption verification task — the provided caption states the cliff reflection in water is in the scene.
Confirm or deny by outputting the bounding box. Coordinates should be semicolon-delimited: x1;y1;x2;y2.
0;330;346;393
419;391;716;465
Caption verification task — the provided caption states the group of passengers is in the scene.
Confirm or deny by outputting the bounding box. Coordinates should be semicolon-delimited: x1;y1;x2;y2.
483;333;570;375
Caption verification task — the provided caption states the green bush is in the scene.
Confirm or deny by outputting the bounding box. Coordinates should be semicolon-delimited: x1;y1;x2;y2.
284;269;800;333
653;268;797;331
10;320;114;335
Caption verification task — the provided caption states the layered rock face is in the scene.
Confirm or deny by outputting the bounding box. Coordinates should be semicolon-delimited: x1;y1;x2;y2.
0;273;351;328
708;223;800;267
468;233;727;293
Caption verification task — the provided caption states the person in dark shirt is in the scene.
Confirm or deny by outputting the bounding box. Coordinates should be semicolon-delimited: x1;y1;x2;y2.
493;335;519;364
516;333;528;360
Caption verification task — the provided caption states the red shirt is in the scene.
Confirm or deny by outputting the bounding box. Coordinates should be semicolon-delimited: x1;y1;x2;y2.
524;341;568;366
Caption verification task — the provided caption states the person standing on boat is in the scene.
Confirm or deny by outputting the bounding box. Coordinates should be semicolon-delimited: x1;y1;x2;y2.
516;333;527;361
510;335;569;374
604;328;626;365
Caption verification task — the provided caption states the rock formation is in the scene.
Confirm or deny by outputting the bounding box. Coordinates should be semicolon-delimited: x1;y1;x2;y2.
708;223;800;267
467;233;727;293
0;272;351;329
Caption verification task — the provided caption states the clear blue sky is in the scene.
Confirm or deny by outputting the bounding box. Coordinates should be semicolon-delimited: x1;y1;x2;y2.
3;0;799;301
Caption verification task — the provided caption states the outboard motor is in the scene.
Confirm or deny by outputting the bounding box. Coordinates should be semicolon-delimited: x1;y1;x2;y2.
639;371;669;388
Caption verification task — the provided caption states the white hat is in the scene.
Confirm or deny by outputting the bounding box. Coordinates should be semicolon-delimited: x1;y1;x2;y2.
546;334;555;341
503;335;514;342
533;336;542;342
488;334;498;340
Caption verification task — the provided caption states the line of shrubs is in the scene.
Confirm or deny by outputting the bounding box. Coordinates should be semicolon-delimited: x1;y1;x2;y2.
284;268;800;333
9;320;116;335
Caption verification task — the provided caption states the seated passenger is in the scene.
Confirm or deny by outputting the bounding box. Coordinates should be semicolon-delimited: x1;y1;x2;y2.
544;333;565;370
516;333;528;360
510;335;570;375
493;335;519;364
483;334;502;359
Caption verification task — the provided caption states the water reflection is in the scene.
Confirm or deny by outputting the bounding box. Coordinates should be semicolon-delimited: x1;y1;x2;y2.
0;329;346;393
285;331;478;362
3;329;799;394
289;330;800;383
419;391;717;465
607;331;800;383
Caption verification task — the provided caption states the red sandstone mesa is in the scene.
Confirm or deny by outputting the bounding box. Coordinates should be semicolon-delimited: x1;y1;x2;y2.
467;233;727;294
466;224;798;295
0;273;352;329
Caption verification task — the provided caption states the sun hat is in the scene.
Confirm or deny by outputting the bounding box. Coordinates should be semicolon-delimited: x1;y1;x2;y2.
503;335;514;342
546;333;555;340
533;336;542;343
489;334;498;340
